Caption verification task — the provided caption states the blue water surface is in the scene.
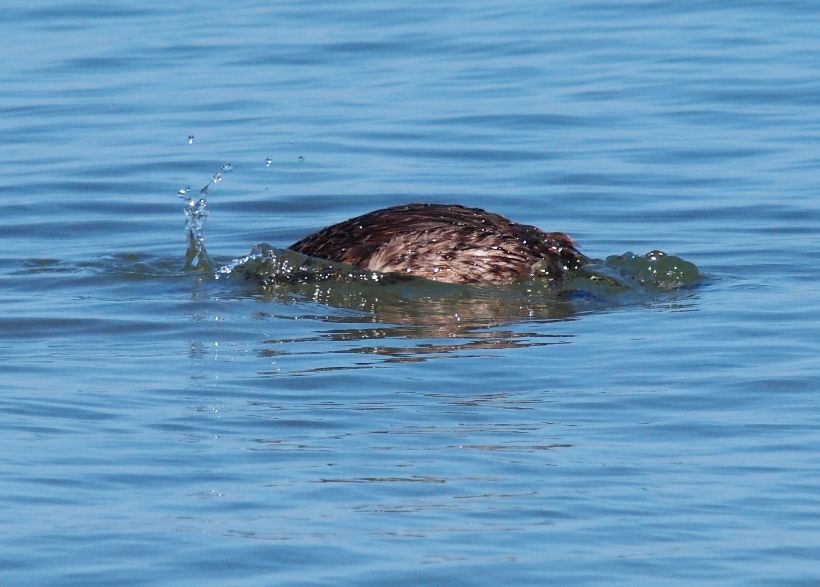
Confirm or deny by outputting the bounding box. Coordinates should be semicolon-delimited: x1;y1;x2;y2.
2;1;820;585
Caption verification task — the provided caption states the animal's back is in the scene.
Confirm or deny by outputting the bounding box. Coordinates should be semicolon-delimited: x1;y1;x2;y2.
289;203;585;284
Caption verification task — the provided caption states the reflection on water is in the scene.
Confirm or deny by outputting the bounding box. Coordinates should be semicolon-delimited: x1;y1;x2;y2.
210;242;700;367
259;321;574;368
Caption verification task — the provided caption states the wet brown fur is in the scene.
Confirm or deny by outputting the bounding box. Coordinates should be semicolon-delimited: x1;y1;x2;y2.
289;203;586;284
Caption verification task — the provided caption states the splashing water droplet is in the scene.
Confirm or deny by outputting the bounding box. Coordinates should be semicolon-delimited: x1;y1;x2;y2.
212;172;223;183
265;157;272;167
187;135;195;144
297;155;305;162
221;162;233;173
177;185;191;196
179;187;212;272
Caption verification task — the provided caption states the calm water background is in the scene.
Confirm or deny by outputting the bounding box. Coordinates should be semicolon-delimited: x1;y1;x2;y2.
2;1;820;585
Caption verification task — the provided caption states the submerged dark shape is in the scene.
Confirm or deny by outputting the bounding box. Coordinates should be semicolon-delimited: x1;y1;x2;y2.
289;203;587;285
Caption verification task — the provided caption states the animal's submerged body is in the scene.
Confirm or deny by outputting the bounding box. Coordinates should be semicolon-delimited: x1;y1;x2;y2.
289;203;587;284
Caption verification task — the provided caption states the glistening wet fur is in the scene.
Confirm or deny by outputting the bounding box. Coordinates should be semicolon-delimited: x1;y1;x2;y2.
289;203;587;285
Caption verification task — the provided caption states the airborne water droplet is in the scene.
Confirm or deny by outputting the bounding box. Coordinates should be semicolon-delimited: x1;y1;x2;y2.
297;155;305;162
187;135;195;144
265;157;272;167
212;172;223;183
222;162;233;173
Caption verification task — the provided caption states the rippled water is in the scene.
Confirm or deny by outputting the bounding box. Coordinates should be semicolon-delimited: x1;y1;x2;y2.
3;1;820;585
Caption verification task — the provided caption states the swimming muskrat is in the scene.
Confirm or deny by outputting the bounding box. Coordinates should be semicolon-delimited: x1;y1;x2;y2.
289;203;587;284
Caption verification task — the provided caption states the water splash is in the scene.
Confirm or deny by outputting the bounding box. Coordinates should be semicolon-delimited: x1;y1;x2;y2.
179;162;233;272
179;186;212;272
212;162;233;184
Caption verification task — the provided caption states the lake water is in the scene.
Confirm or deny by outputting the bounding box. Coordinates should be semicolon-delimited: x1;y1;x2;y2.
3;1;820;585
